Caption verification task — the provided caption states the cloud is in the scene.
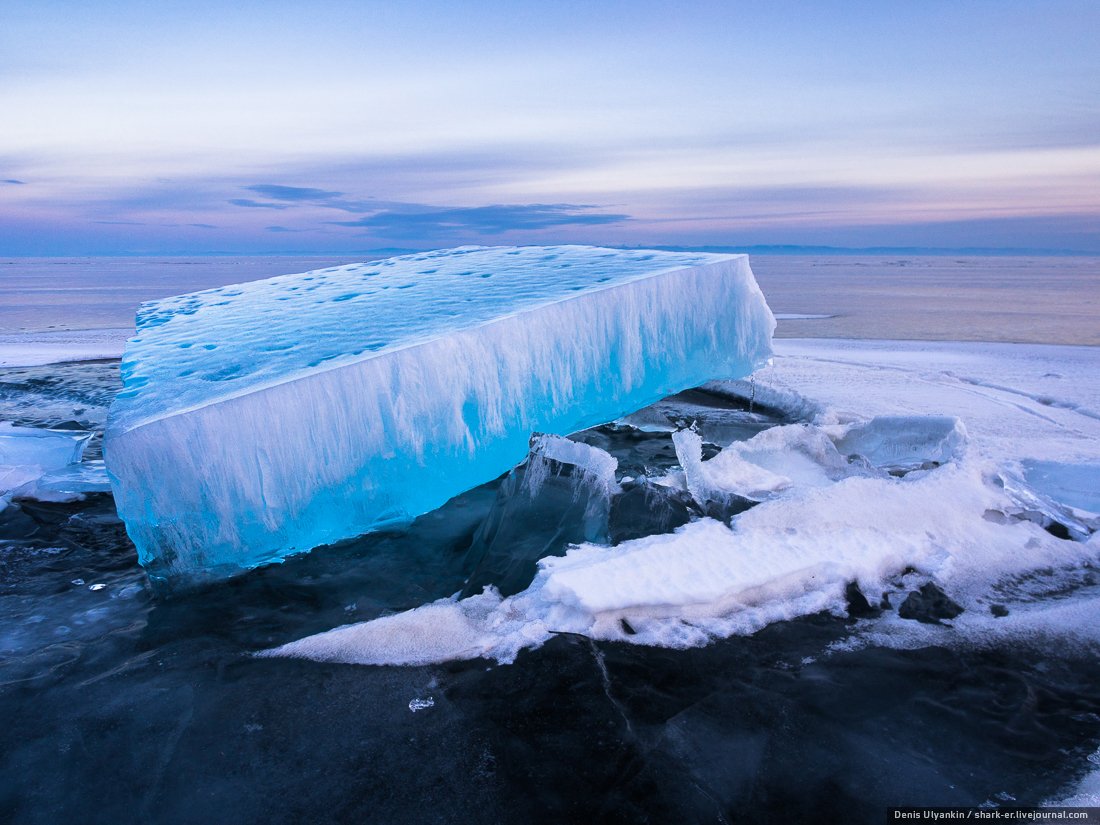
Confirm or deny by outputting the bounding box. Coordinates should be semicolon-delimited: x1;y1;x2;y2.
2;179;25;185
237;183;396;214
228;198;291;209
330;203;630;236
230;185;355;211
265;225;304;233
189;223;217;229
228;184;632;237
246;184;344;201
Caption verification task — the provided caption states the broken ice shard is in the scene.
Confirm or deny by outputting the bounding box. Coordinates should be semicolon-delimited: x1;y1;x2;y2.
104;245;775;583
461;434;620;598
0;423;91;469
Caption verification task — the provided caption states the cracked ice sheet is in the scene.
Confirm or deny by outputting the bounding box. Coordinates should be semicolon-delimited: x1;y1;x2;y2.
265;338;1100;667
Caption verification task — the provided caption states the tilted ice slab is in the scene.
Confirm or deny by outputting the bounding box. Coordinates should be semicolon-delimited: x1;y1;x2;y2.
0;422;91;469
104;245;774;583
1;422;95;509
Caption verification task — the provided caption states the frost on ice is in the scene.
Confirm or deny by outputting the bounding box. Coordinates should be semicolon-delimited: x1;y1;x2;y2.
104;245;775;583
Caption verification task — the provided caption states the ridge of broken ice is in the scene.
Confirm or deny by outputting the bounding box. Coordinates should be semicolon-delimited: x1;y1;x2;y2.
266;339;1100;669
105;245;774;583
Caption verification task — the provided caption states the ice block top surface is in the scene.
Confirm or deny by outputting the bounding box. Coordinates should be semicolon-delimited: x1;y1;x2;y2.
117;245;739;430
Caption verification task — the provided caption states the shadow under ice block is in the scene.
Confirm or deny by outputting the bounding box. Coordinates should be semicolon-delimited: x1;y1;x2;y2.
104;246;775;584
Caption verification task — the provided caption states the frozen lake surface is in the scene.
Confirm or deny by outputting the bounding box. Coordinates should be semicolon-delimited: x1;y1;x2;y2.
1;254;1098;822
750;255;1100;345
1;256;1098;368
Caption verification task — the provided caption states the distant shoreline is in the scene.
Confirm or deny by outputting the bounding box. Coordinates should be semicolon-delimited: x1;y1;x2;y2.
3;329;1099;371
3;247;1100;259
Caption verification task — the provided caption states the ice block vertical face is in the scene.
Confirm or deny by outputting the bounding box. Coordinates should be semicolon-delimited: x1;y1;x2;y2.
104;245;775;585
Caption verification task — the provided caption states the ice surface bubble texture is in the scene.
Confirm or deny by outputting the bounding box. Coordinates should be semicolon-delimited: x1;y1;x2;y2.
104;245;775;584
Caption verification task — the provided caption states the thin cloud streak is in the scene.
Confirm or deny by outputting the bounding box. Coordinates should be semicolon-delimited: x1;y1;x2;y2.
245;184;344;201
227;198;292;210
328;203;630;237
226;184;632;235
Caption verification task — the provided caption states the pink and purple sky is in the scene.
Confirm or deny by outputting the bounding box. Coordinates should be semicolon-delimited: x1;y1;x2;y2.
2;0;1098;254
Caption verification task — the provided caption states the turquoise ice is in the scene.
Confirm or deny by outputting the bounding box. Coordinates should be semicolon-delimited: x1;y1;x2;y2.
104;245;775;584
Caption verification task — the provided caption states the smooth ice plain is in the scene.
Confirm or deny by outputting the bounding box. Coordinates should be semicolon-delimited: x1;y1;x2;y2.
103;246;775;583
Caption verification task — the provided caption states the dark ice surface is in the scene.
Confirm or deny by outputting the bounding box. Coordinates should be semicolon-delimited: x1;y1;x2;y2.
2;361;1100;825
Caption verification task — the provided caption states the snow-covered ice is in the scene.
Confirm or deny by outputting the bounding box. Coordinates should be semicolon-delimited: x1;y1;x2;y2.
732;338;1100;466
104;245;774;583
1049;742;1100;807
673;423;856;506
266;338;1100;669
0;328;129;368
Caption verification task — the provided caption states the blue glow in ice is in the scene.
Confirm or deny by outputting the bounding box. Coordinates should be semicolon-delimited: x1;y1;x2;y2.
105;245;774;584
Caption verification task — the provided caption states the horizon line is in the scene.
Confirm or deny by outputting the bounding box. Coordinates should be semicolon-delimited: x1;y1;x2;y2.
2;243;1098;259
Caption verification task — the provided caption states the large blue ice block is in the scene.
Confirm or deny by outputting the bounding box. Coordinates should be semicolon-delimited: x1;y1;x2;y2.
104;246;775;583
